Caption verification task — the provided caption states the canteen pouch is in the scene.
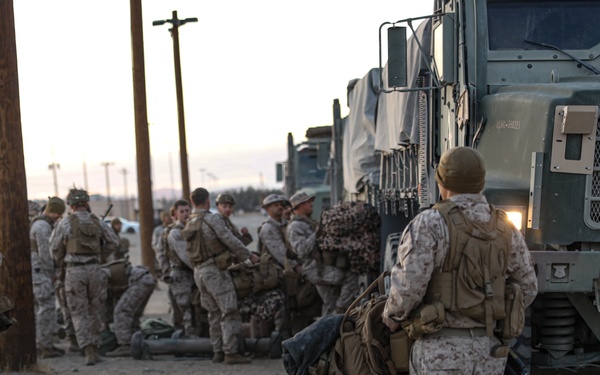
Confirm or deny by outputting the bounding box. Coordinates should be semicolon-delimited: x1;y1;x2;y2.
501;282;525;340
214;250;232;270
389;330;413;373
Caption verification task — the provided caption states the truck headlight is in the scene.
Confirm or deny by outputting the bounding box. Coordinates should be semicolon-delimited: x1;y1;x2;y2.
496;206;526;235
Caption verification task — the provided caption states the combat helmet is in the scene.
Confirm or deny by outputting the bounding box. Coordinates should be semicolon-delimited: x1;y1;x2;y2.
216;193;235;205
66;188;90;206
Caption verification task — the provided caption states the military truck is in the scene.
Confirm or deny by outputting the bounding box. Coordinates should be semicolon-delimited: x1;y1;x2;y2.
333;0;600;372
276;126;332;217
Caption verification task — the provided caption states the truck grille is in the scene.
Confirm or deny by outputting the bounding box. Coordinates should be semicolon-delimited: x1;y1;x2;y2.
584;125;600;227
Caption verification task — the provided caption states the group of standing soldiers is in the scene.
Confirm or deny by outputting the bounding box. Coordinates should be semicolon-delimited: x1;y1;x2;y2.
29;185;359;367
29;188;156;366
151;187;359;365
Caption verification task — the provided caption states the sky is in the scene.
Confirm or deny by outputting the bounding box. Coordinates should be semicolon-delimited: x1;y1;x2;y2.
14;1;432;200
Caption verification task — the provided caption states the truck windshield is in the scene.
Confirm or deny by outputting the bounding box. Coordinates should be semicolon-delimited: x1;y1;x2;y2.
488;0;600;51
297;149;326;187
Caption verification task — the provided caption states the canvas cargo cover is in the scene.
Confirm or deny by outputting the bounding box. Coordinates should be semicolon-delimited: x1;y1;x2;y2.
375;19;432;152
342;68;381;194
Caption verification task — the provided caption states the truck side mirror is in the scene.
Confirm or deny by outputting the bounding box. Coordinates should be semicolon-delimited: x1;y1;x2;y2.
276;162;284;182
387;26;407;88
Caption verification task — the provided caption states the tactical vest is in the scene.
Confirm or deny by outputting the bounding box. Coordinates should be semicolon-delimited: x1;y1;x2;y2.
257;221;290;268
30;215;55;253
425;200;512;337
183;212;228;265
164;223;191;270
66;214;102;255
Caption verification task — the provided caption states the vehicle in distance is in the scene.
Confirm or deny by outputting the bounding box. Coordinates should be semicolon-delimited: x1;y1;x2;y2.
103;216;140;234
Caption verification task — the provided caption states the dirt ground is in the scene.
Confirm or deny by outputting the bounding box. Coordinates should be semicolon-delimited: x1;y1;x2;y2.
8;212;288;375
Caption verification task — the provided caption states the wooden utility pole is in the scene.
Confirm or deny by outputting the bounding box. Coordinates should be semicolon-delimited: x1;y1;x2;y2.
130;0;156;274
0;0;37;370
153;11;198;201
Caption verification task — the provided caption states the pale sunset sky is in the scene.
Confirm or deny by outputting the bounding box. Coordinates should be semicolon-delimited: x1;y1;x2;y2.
13;0;431;200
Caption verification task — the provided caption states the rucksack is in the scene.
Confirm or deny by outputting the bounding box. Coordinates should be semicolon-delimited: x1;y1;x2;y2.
425;200;520;338
309;272;411;375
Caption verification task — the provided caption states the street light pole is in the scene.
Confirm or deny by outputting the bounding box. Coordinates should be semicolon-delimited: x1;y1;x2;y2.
101;162;114;206
153;10;197;201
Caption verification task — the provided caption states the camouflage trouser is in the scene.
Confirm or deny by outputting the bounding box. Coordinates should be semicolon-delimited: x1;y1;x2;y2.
32;271;57;349
170;270;196;336
167;285;184;330
113;273;156;344
410;335;507;374
194;263;242;355
65;264;108;348
56;280;75;336
315;271;358;316
239;288;286;322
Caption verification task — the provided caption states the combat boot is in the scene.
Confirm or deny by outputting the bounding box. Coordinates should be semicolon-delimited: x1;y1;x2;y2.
211;351;224;363
224;353;251;365
84;344;97;366
68;335;80;353
39;346;64;359
106;344;131;357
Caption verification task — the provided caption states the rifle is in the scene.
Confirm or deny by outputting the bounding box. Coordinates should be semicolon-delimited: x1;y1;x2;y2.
101;204;113;221
505;348;529;375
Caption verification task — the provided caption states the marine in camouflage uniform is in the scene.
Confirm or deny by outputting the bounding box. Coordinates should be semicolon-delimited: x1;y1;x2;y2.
184;187;259;365
216;193;253;246
287;192;356;316
106;264;156;357
258;194;296;332
50;188;119;366
153;207;184;331
30;197;66;358
152;210;173;278
382;147;538;375
167;199;197;337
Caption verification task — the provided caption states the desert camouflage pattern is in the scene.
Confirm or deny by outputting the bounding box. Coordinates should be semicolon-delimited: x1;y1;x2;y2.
194;264;242;354
188;209;252;354
56;280;75;337
50;211;120;268
113;266;156;344
383;194;538;374
317;201;380;274
286;218;346;286
153;223;172;276
28;200;42;220
170;269;196;336
221;215;253;246
168;222;194;270
315;271;359;316
64;264;108;348
50;210;119;349
30;216;59;349
239;288;285;321
411;335;507;374
259;217;297;269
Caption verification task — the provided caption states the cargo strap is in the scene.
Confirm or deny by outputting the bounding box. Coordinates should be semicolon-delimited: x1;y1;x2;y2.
426;327;487;338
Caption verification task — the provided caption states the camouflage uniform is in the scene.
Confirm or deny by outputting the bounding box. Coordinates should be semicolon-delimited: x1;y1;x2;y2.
187;209;252;356
167;221;196;336
287;216;357;316
383;194;538;374
30;215;59;351
221;215;253;246
259;217;297;269
151;223;167;277
154;222;183;330
50;211;119;350
113;265;156;345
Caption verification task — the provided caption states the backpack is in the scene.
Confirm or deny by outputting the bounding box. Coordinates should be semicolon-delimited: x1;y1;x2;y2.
66;214;102;254
310;272;411;375
425;200;521;339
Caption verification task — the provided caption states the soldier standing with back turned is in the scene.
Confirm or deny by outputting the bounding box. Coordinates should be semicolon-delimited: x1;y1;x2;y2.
382;147;538;374
30;196;66;358
50;188;119;366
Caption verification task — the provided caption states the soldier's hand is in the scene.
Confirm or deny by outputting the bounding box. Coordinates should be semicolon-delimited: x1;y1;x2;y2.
382;315;400;332
294;264;302;274
249;253;260;264
241;227;249;235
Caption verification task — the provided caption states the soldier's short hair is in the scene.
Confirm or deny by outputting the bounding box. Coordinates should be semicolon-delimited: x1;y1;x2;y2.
173;199;190;210
190;188;209;206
